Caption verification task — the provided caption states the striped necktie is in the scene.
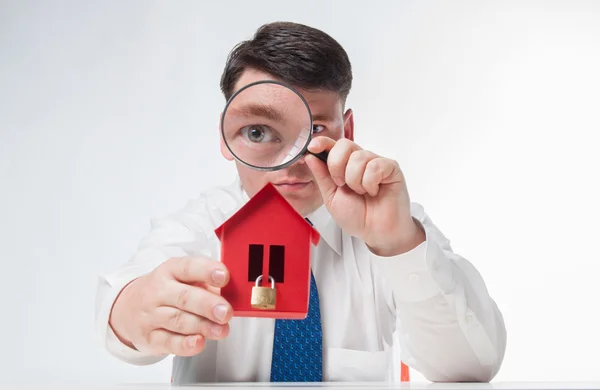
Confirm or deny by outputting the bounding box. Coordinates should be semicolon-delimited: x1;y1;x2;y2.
269;219;323;382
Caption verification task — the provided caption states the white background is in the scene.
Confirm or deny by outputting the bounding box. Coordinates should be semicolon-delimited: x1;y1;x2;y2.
2;0;600;385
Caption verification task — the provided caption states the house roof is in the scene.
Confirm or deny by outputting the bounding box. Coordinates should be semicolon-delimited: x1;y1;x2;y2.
214;182;320;246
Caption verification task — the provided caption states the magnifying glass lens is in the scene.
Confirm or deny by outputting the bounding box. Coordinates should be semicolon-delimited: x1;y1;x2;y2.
221;81;316;170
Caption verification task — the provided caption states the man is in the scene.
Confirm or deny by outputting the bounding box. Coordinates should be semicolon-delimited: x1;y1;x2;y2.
95;21;507;383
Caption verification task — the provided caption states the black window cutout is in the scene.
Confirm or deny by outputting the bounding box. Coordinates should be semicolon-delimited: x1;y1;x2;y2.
269;245;285;283
248;244;263;282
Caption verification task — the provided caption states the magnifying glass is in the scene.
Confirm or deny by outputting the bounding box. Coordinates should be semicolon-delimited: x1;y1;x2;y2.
220;80;328;171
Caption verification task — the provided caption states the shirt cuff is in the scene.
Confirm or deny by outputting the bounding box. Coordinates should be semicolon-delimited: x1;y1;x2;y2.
369;219;456;303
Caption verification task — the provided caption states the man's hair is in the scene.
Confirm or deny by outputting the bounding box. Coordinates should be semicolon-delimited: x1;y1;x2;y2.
220;21;353;104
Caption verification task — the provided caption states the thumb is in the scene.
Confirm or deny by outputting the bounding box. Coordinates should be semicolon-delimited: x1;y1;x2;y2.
306;137;338;206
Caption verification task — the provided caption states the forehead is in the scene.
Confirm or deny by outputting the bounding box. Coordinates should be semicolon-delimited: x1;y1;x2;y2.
234;68;342;116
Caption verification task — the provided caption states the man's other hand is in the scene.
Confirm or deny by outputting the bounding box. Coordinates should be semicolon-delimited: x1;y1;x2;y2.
108;256;232;357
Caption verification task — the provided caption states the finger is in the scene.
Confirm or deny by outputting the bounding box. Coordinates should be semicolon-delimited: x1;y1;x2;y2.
306;137;338;206
362;157;401;196
146;329;206;357
160;281;233;325
306;135;336;164
153;306;230;340
163;256;229;288
325;138;362;186
345;150;378;195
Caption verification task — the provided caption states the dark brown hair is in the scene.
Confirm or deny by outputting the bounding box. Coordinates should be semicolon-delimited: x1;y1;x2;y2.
220;21;353;103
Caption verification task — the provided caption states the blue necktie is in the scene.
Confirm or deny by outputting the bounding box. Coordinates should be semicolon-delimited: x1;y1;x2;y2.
270;220;323;382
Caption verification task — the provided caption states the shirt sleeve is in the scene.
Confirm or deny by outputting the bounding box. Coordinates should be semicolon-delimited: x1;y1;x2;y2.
369;203;507;382
95;202;218;365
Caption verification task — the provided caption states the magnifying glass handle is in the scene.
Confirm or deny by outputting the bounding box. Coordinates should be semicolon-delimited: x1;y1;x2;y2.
309;150;329;163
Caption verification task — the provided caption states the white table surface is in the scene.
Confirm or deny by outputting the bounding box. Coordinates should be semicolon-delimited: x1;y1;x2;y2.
166;383;600;390
6;383;600;390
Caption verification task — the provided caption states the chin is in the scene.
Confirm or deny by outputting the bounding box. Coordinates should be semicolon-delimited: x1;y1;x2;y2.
241;177;321;216
281;197;321;217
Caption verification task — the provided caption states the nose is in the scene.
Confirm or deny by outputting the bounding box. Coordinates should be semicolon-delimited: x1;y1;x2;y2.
284;154;307;169
295;154;308;165
279;154;309;176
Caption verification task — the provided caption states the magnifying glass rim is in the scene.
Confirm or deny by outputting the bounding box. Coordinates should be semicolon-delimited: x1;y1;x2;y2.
220;79;314;172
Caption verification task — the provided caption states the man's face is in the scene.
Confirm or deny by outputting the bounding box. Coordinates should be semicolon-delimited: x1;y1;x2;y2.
220;68;354;217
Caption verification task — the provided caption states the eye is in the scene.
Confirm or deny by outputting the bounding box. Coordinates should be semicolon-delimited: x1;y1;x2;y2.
240;125;277;143
312;124;325;134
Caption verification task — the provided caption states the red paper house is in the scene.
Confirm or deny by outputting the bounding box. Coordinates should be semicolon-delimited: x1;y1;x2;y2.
214;182;320;319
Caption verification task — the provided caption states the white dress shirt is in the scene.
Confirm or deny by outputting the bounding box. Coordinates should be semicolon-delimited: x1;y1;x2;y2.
95;176;507;384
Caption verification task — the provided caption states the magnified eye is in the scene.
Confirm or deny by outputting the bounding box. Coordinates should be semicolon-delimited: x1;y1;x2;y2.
312;124;325;134
240;125;278;143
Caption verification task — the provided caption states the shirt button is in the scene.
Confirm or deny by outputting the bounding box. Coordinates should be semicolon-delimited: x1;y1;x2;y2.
408;273;419;283
465;313;475;324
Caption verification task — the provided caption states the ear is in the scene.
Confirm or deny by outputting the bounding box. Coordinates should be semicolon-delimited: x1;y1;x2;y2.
343;108;354;141
219;112;234;161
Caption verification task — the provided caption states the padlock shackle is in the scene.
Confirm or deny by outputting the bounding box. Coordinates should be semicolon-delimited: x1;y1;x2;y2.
255;274;275;288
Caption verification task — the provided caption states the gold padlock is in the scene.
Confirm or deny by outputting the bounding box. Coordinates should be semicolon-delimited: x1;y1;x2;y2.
251;275;276;310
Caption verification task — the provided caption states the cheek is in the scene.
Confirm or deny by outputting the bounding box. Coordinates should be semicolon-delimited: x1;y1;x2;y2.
236;163;272;197
323;120;345;140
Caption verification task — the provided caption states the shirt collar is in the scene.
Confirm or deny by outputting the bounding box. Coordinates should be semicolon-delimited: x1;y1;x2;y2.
235;177;342;255
306;205;342;255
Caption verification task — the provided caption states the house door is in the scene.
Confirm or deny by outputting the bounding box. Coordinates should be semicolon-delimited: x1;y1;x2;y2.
248;244;285;283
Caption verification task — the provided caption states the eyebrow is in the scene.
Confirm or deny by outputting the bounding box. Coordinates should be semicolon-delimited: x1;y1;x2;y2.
230;103;285;122
228;103;335;124
311;113;336;123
